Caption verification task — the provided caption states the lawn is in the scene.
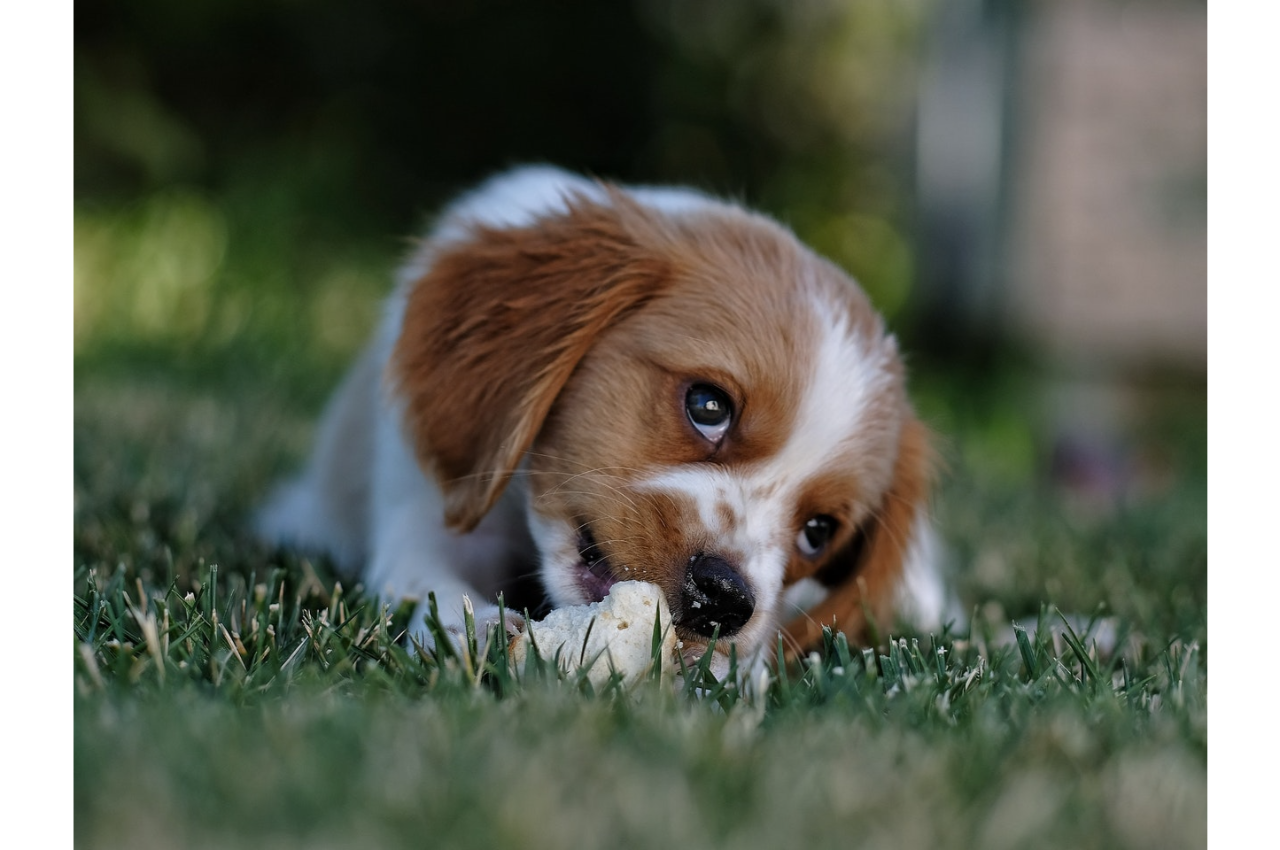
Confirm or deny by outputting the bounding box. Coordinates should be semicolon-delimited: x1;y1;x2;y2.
73;189;1207;850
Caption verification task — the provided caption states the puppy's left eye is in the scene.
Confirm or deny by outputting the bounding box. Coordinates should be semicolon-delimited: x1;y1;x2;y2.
797;515;836;557
685;383;733;443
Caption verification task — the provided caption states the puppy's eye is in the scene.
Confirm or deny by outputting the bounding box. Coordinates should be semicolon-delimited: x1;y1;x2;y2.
685;383;733;442
797;515;836;557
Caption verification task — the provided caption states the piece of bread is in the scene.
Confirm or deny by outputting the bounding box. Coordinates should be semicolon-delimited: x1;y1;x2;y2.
508;581;676;687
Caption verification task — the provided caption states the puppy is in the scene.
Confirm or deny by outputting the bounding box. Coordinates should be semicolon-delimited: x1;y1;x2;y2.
256;165;949;666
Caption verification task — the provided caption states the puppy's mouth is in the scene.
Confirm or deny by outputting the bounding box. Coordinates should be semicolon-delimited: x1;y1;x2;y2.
575;524;617;603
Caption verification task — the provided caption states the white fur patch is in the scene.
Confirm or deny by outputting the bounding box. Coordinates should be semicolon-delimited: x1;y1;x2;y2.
893;520;960;632
754;304;903;505
526;505;590;607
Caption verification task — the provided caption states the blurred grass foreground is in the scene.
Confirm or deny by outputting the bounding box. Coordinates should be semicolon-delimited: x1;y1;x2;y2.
74;2;1206;849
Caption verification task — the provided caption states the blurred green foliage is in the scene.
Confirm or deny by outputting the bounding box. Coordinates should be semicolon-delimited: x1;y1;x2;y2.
76;0;934;367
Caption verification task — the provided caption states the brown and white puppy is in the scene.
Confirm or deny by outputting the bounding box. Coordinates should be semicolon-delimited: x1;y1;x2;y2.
256;165;950;666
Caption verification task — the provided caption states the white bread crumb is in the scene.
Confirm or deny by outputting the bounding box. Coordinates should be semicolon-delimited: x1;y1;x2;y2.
508;581;676;688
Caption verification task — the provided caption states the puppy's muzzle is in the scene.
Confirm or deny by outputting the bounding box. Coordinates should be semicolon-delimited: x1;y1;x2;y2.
679;554;755;638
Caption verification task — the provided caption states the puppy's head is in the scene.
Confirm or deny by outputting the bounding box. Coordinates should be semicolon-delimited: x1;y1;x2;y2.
393;187;930;660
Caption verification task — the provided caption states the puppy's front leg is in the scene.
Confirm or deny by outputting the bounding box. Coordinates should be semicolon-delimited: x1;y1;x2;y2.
367;497;525;656
362;394;527;654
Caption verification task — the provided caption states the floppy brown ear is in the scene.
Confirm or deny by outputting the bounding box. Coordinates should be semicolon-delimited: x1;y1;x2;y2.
783;415;933;654
391;191;675;531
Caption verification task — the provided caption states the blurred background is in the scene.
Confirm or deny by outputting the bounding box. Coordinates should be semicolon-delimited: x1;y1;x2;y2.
74;0;1206;622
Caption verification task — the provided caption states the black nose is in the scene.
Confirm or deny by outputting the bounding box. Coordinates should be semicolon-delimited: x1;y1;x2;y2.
680;555;755;638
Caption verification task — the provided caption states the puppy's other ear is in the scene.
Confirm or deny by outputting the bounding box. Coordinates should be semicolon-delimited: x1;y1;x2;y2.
392;192;674;531
783;416;933;654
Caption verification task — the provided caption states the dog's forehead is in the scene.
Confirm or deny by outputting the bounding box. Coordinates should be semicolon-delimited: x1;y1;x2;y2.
770;301;904;501
626;213;904;484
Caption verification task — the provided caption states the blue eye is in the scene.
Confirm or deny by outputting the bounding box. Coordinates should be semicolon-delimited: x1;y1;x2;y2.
685;383;733;443
797;516;836;557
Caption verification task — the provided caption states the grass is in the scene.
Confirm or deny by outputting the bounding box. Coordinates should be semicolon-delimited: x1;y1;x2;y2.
73;189;1207;850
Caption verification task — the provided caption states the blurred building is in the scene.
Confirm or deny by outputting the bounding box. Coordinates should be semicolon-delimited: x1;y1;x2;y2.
917;0;1206;375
